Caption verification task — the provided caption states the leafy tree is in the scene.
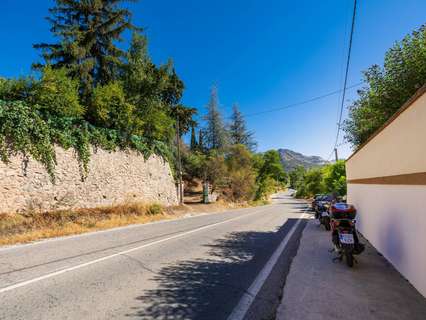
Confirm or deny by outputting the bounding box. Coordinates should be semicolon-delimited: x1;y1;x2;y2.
122;33;195;141
322;160;347;196
288;166;306;189
34;0;139;99
229;104;256;151
226;144;253;171
225;144;256;201
257;150;287;184
344;25;426;147
121;33;153;103
301;168;324;198
204;86;228;150
205;151;228;193
91;82;136;136
293;161;347;198
33;66;84;118
252;153;265;172
182;150;206;183
121;33;174;141
172;104;197;137
255;150;287;199
140;102;175;142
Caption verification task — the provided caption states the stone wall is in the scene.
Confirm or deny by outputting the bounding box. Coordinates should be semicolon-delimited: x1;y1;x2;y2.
0;147;178;213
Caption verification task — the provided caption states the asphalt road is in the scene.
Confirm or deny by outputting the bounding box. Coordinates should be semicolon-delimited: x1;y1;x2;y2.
0;192;309;320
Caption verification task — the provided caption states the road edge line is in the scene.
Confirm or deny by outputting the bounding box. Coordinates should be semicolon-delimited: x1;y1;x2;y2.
227;212;308;320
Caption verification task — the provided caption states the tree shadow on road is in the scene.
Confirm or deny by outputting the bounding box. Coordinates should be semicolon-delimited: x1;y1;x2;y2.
126;219;301;320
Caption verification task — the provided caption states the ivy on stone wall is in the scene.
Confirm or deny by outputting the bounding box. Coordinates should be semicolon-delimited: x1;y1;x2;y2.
0;100;172;183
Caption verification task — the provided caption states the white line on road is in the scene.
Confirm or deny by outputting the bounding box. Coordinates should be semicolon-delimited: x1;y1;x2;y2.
0;207;271;295
227;213;309;320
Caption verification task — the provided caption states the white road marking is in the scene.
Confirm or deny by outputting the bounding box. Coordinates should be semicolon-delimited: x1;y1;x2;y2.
0;207;271;294
227;213;308;320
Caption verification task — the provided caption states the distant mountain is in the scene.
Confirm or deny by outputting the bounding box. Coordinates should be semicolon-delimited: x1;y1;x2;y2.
278;149;329;172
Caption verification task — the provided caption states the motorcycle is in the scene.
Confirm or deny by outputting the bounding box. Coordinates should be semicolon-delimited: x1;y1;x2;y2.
317;202;331;231
330;202;365;267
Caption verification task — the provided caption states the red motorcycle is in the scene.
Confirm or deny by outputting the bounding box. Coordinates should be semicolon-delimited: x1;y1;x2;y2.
330;202;364;267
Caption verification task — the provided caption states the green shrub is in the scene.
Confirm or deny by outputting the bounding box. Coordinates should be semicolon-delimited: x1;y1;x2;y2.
0;77;34;101
146;203;163;215
255;176;277;200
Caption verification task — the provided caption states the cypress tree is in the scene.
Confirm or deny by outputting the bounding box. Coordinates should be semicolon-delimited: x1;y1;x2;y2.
198;129;205;152
190;124;198;150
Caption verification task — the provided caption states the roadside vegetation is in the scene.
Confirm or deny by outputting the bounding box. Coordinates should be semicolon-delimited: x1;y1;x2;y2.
289;160;346;198
344;24;426;147
182;87;287;202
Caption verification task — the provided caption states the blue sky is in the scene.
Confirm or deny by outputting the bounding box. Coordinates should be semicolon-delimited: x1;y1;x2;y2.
1;0;425;159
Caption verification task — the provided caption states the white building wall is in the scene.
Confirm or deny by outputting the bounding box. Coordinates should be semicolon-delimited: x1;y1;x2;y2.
348;184;426;297
346;86;426;298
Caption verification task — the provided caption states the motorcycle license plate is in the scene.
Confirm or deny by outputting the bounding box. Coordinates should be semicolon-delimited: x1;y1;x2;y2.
321;212;328;217
339;233;354;244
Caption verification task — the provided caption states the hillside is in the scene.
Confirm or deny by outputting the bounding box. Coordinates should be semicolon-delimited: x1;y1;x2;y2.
278;149;329;172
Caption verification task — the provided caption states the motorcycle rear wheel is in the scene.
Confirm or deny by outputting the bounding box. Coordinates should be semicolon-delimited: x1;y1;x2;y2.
345;252;354;267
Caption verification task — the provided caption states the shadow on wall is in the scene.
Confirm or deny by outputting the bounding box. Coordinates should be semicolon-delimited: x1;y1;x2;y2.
125;218;302;320
378;207;404;271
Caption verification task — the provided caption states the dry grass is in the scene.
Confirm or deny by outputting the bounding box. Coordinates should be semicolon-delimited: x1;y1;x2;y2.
0;198;270;246
0;202;174;246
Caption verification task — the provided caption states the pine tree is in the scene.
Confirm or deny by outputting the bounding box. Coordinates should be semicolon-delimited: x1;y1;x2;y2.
204;86;227;150
33;0;139;99
190;124;198;150
229;104;257;151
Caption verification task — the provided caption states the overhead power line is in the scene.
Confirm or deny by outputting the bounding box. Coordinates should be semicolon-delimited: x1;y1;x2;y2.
240;82;362;119
330;0;358;161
